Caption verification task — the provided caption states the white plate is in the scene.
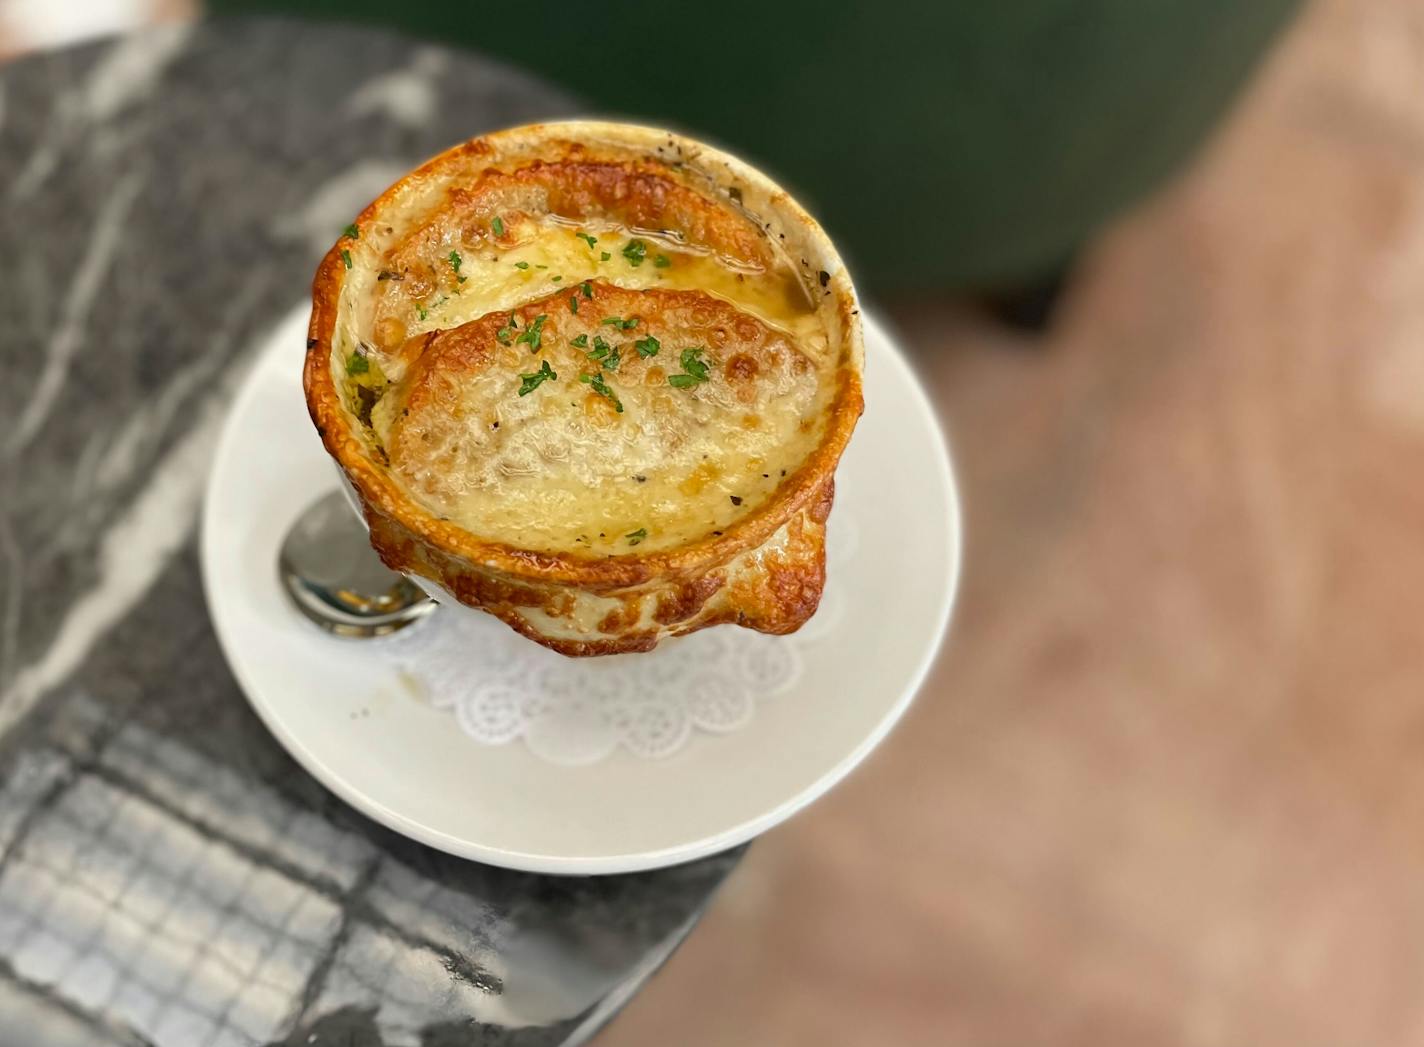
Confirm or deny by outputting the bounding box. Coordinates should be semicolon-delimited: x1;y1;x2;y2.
201;305;961;874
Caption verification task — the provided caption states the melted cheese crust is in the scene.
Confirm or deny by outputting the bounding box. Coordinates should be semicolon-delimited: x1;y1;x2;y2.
343;205;831;557
307;126;864;655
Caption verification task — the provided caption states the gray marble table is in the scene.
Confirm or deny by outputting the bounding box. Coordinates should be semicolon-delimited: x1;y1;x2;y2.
0;19;739;1047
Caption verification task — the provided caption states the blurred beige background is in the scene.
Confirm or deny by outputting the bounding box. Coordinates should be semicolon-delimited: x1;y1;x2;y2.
7;0;1423;1042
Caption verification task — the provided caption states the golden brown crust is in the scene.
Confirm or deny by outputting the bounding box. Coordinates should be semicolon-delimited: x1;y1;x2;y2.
305;122;863;655
371;159;776;332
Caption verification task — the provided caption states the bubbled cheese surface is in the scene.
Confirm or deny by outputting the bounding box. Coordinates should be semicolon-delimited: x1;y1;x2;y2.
337;209;833;556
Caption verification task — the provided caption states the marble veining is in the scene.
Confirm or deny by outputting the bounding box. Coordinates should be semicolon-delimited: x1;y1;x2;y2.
10;24;190;201
6;169;143;457
0;371;228;736
347;48;448;128
0;19;739;1047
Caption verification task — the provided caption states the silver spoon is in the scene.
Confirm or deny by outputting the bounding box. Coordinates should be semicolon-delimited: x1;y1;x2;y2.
278;490;434;637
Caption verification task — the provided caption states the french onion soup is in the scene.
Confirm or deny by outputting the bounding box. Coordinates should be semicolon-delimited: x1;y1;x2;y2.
304;122;863;655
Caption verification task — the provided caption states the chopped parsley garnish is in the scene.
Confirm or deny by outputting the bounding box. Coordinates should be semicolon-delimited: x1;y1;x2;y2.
536;264;548;270
579;371;623;412
681;347;710;379
625;528;647;546
515;313;548;352
340;249;353;270
654;254;670;268
551;275;563;282
588;335;612;362
343;224;360;239
600;251;611;261
622;239;648;266
491;215;505;236
514;261;530;270
576;232;597;249
581;280;593;299
569;295;579;314
600;316;639;330
496;312;519;345
517;359;556;396
447;250;466;282
570;333;589;348
345;351;368;376
416;303;428;321
667;347;711;388
634;335;660;358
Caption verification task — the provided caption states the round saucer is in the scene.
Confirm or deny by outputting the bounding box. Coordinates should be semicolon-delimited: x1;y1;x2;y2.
201;304;961;874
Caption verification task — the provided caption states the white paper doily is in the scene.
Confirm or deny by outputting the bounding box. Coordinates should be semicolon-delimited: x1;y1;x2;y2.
372;515;856;765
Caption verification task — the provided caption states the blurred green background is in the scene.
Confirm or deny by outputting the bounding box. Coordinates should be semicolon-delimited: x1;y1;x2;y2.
213;0;1300;293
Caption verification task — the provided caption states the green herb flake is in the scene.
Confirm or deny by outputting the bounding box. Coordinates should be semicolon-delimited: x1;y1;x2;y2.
515;313;548;352
492;215;505;237
668;347;711;388
345;351;369;376
625;527;648;546
634;335;660;358
579;371;624;413
416;303;428;321
343;224;360;239
517;359;556;396
570;333;588;348
576;232;598;249
681;347;710;379
448;250;462;274
622;239;648;267
514;261;530;270
569;296;579;314
551;275;563;282
588;335;611;362
496;312;519;345
582;280;594;299
654;254;671;268
341;249;353;270
600;316;639;330
600;251;611;261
